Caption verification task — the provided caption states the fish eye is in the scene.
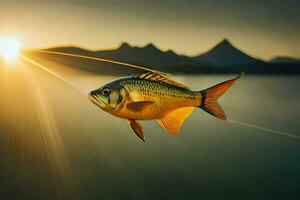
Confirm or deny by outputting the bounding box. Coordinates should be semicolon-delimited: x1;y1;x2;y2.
101;87;111;96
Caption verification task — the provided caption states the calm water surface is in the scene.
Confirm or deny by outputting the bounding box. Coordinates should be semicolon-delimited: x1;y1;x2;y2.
0;60;299;199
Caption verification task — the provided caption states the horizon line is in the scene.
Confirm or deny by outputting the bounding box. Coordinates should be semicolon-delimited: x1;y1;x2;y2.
26;39;299;61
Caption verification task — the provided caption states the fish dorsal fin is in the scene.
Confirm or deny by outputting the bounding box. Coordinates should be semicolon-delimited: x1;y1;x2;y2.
157;107;194;135
132;72;189;89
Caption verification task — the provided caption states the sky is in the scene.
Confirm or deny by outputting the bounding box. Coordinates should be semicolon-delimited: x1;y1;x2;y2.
0;0;299;60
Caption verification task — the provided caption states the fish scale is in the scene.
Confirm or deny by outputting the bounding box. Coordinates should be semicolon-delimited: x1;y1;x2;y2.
121;78;199;110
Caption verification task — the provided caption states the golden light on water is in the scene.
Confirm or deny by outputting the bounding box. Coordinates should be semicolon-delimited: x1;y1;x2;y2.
0;37;21;62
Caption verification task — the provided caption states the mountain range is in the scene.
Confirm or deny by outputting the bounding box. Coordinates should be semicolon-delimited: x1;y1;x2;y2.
28;39;300;74
269;56;300;64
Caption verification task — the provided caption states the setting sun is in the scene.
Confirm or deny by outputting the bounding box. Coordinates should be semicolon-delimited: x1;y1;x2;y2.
0;38;21;61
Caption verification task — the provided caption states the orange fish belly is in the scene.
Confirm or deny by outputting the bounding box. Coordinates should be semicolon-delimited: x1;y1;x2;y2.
111;95;199;120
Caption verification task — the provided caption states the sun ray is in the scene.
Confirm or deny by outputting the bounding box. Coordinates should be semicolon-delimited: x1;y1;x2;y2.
21;57;77;198
228;119;300;139
21;48;171;76
19;54;86;97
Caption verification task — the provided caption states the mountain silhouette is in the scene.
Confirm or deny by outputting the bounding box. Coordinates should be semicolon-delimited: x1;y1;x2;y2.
269;56;300;64
37;39;300;74
195;39;263;66
48;42;199;68
95;42;198;68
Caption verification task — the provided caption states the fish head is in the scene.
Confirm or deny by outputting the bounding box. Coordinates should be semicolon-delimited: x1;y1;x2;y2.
89;81;127;111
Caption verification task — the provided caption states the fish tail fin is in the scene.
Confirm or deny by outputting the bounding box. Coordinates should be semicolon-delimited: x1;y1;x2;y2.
198;72;243;120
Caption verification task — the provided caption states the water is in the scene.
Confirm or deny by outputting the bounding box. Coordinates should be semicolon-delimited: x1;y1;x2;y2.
0;59;299;199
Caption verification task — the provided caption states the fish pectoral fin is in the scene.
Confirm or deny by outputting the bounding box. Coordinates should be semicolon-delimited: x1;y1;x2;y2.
157;107;194;135
127;119;145;142
126;101;154;112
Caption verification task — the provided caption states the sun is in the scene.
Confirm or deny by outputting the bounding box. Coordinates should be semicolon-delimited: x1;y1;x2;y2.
0;38;21;62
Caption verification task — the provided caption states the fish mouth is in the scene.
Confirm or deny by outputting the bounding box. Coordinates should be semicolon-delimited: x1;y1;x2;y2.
88;92;105;108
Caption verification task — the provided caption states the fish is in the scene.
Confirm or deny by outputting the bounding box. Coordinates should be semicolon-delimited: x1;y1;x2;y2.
89;71;242;142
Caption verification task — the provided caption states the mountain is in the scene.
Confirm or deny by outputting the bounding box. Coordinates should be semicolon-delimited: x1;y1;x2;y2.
269;56;300;64
195;39;264;66
43;42;216;74
31;40;300;75
47;42;199;68
95;42;197;67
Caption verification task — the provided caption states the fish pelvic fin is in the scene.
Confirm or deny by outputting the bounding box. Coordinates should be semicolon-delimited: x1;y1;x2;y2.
157;107;194;135
127;119;145;142
198;72;243;120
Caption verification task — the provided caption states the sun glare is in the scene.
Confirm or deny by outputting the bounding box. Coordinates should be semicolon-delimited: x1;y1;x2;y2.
0;38;21;62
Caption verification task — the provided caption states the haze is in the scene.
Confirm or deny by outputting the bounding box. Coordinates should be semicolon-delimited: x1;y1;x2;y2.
0;0;299;59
